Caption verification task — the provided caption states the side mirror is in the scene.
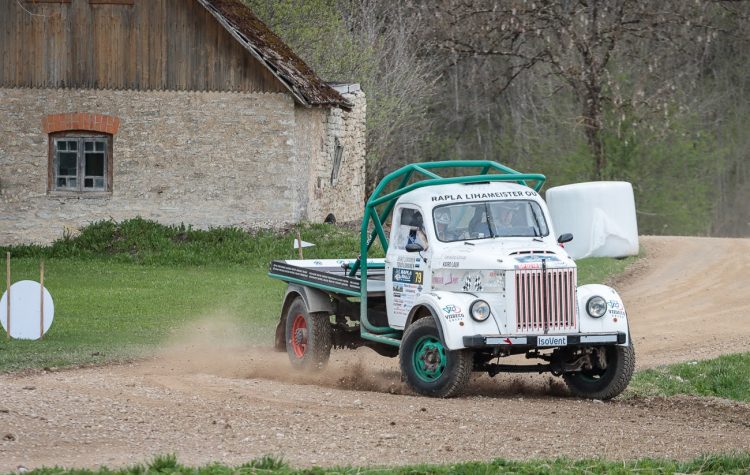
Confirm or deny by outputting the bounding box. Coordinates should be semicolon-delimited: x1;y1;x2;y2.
557;233;573;244
405;243;424;253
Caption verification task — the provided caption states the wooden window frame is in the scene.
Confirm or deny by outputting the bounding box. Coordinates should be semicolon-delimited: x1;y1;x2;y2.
331;137;344;186
48;131;113;194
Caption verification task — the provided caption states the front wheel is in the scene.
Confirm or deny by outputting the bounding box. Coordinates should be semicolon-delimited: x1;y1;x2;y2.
399;317;472;398
285;297;332;371
563;344;635;400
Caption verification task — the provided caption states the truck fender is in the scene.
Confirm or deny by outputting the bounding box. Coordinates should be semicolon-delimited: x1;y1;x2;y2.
405;301;446;344
576;284;631;346
274;284;335;351
407;292;496;351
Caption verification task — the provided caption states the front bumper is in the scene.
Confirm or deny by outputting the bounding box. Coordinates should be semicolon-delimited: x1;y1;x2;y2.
463;332;627;348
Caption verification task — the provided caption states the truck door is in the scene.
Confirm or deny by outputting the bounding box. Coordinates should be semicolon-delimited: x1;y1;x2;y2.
386;206;430;329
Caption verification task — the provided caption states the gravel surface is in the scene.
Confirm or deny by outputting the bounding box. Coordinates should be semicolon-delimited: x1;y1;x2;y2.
1;236;749;471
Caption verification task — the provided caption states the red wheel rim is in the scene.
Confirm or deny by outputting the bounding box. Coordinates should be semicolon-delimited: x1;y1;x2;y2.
290;314;307;358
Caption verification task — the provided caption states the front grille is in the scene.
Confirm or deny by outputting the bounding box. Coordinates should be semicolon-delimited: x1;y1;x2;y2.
515;268;576;332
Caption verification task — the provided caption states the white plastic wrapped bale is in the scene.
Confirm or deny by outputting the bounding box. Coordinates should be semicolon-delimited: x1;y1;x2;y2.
545;181;639;260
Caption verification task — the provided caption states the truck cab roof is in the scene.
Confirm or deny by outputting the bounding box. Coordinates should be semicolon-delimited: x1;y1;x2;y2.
396;181;543;209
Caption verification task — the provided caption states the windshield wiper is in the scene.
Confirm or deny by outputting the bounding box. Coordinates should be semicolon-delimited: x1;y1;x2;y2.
484;203;497;238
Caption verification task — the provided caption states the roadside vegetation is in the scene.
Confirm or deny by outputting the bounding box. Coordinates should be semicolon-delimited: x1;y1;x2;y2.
21;452;750;475
628;353;750;402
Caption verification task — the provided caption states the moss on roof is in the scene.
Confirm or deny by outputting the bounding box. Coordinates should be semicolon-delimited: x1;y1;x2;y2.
201;0;350;108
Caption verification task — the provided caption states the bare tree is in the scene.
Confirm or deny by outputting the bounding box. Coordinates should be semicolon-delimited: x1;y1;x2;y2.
342;0;439;192
418;0;741;180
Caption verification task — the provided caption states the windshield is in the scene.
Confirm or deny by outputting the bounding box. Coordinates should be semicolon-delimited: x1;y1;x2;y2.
433;200;549;242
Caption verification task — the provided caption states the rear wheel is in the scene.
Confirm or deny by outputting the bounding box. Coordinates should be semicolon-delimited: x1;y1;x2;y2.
285;297;332;371
399;317;472;398
563;344;635;400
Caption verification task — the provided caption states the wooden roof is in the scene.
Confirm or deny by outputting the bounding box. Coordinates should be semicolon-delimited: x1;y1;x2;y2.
199;0;350;109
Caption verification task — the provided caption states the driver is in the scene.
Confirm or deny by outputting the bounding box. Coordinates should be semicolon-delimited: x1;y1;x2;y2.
407;213;429;250
434;210;451;241
498;205;516;226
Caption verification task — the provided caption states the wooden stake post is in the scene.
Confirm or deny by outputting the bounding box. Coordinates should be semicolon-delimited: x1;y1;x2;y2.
296;231;304;259
40;260;45;340
5;252;10;340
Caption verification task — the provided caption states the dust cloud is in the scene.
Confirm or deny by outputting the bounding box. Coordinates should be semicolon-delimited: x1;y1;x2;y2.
147;313;407;394
144;313;566;399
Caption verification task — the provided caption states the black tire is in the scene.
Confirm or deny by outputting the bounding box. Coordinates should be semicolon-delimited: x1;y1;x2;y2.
563;344;635;400
285;297;332;371
399;317;473;398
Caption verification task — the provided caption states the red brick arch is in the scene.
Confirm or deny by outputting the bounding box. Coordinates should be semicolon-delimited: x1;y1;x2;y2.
42;113;121;135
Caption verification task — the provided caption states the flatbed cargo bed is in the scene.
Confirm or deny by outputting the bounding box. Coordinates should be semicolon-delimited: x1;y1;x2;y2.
269;259;386;297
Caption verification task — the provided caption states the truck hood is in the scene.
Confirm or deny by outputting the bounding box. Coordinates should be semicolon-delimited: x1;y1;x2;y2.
432;239;575;271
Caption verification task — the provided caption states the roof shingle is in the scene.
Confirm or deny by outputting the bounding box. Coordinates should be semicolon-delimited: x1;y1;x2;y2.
198;0;351;109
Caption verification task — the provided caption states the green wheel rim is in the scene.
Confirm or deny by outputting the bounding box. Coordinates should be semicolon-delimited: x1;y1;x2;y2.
413;335;446;382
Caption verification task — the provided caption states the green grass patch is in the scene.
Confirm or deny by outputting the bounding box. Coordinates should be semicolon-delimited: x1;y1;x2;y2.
575;255;637;285
627;353;750;402
0;219;638;372
0;258;286;371
0;217;381;267
21;452;750;474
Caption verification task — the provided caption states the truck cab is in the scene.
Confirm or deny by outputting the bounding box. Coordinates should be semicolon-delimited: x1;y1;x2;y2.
270;161;634;399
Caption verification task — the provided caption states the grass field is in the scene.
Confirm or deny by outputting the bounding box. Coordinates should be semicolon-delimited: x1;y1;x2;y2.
22;453;750;475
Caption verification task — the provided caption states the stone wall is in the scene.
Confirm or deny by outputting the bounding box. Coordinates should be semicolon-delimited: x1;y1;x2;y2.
302;88;367;223
0;88;308;245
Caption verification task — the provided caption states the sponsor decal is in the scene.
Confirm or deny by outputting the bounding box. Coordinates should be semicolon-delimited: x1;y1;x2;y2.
607;300;626;317
393;283;404;292
442;261;460;268
444;255;468;260
431;190;538;202
442;304;464;321
538;335;567;347
433;272;461;286
515;263;543;270
396;256;417;269
393;268;424;284
443;304;461;313
514;255;561;264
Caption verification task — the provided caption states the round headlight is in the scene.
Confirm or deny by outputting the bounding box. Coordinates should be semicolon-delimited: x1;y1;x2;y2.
586;296;607;318
470;300;491;322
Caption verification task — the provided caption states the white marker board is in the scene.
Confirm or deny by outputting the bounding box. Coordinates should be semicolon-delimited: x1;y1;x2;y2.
1;280;54;340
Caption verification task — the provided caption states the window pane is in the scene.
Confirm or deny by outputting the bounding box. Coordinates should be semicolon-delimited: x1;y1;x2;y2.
68;178;77;187
84;178;93;188
58;152;78;176
57;141;67;151
57;177;66;187
85;153;104;176
84;141;93;151
95;141;105;151
94;178;104;188
68;141;78;151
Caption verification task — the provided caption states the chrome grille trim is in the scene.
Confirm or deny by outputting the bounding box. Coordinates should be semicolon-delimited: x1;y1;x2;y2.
515;268;576;332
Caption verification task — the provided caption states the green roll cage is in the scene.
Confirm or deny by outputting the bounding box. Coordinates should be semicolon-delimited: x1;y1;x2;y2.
354;160;546;347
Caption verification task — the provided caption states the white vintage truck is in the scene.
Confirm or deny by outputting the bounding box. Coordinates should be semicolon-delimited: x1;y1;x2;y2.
269;161;634;398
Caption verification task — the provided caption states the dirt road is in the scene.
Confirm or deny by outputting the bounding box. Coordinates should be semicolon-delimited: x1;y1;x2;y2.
1;236;749;471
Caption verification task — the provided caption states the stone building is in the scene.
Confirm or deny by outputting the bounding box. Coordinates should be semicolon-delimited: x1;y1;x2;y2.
0;0;366;245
